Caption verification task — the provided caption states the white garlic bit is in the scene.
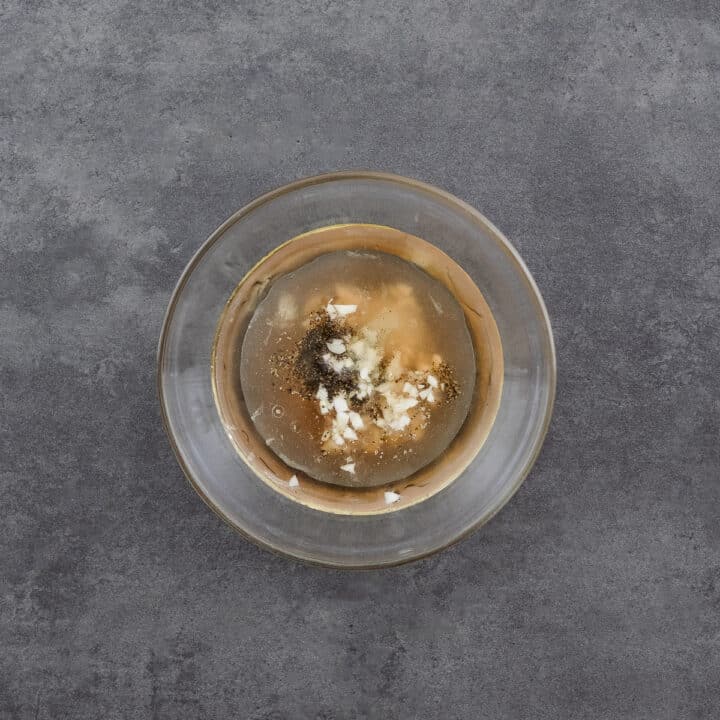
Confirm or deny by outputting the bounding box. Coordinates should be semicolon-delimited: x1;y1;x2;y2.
334;304;357;316
332;395;349;413
384;490;401;504
288;475;299;488
390;396;419;414
426;374;439;388
326;338;346;354
315;384;331;414
389;414;411;431
402;382;418;397
340;462;356;474
326;302;357;319
322;353;345;373
355;381;374;400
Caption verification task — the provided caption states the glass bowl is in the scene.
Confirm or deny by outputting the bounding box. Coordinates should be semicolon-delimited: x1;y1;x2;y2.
157;171;556;568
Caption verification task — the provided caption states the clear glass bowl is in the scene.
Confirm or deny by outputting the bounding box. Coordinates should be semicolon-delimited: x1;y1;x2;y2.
157;172;556;568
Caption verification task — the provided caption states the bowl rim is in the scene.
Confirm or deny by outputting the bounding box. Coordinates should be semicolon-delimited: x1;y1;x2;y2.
157;170;557;569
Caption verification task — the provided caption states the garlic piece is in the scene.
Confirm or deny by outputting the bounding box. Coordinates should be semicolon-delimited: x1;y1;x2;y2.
322;353;348;374
390;396;419;414
326;302;357;319
332;396;349;413
402;382;418;397
315;385;331;414
326;338;346;354
389;414;411;431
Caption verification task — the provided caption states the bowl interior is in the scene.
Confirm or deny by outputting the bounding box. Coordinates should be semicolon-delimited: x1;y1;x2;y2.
211;223;504;515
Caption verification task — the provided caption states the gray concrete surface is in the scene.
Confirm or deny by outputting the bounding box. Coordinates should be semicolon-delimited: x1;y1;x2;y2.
2;1;719;718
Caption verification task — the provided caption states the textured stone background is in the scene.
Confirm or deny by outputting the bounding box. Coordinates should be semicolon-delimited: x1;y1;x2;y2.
2;1;719;718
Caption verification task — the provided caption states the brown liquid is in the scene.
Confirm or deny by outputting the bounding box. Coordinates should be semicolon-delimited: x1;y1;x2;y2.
240;250;476;487
212;224;503;515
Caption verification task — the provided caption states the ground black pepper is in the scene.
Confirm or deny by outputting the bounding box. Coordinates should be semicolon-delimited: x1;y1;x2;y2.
294;312;357;398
